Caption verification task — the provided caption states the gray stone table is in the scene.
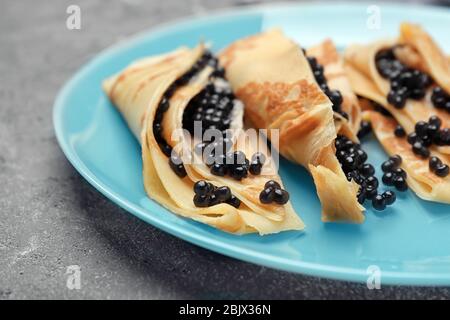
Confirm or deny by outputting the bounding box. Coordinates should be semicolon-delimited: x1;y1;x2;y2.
1;0;449;299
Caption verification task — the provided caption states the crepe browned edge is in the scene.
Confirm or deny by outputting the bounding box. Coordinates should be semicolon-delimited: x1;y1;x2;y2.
307;39;361;139
365;110;450;204
220;29;365;223
103;45;304;234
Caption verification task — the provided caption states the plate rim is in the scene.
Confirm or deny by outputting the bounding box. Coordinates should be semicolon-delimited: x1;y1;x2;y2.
53;1;450;286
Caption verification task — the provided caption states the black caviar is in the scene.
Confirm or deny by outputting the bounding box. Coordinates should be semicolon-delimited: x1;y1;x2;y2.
182;79;236;136
431;87;450;113
372;194;386;211
394;125;406;138
306;55;348;120
381;155;408;192
393;175;408;191
406;116;449;160
334;134;393;208
259;180;289;205
154;50;223;176
429;156;449;178
179;52;266;183
382;190;396;205
357;120;372;139
435;164;450;177
169;152;187;178
375;48;432;109
193;180;241;208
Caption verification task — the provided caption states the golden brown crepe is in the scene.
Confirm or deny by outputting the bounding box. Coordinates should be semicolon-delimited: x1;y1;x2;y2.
344;22;450;203
103;45;304;234
365;111;450;203
307;39;362;138
220;29;365;223
344;23;450;147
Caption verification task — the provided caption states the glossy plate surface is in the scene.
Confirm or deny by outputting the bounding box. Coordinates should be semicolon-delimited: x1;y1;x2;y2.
54;2;450;285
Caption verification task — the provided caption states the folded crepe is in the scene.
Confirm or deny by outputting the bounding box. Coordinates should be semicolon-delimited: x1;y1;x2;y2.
344;23;449;149
220;29;365;223
307;39;362;138
365;111;450;203
344;22;450;203
103;44;304;234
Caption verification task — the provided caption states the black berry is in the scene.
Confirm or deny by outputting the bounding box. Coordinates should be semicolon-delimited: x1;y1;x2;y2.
265;180;281;190
412;141;430;158
394;125;406;137
194;180;212;196
415;121;428;137
365;186;378;200
273;189;290;205
381;159;396;172
382;172;395;186
357;121;372;139
435;164;449;177
211;163;227;176
429;156;442;171
227;195;241;208
389;155;402;167
169;156;187;178
214;186;232;202
193;194;209;207
393;175;408;191
364;176;379;189
249;161;262;175
360;163;375;177
357;187;366;204
230;166;247;180
259;188;274;204
372;194;386;211
251;152;266;165
407;132;418;145
382;190;396;205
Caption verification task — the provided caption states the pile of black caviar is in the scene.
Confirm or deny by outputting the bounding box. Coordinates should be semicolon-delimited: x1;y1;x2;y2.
357;120;372;139
376;47;450;114
304;52;398;211
381;155;408;192
182;81;235;135
305;55;348;120
153;50;223;177
259;180;290;205
405;116;450;177
429;156;450;177
335;135;397;210
154;51;218;155
375;48;432;109
193;180;241;208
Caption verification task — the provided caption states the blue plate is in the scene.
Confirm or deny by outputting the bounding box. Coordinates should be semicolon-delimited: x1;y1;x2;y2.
53;2;450;285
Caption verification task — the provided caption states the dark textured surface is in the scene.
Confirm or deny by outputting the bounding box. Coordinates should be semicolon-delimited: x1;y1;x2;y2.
1;0;449;300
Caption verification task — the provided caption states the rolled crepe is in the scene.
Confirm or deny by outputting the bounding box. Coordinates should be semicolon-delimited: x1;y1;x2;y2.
307;39;361;138
220;29;365;223
344;23;450;149
103;45;304;234
344;22;450;203
365;111;450;203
